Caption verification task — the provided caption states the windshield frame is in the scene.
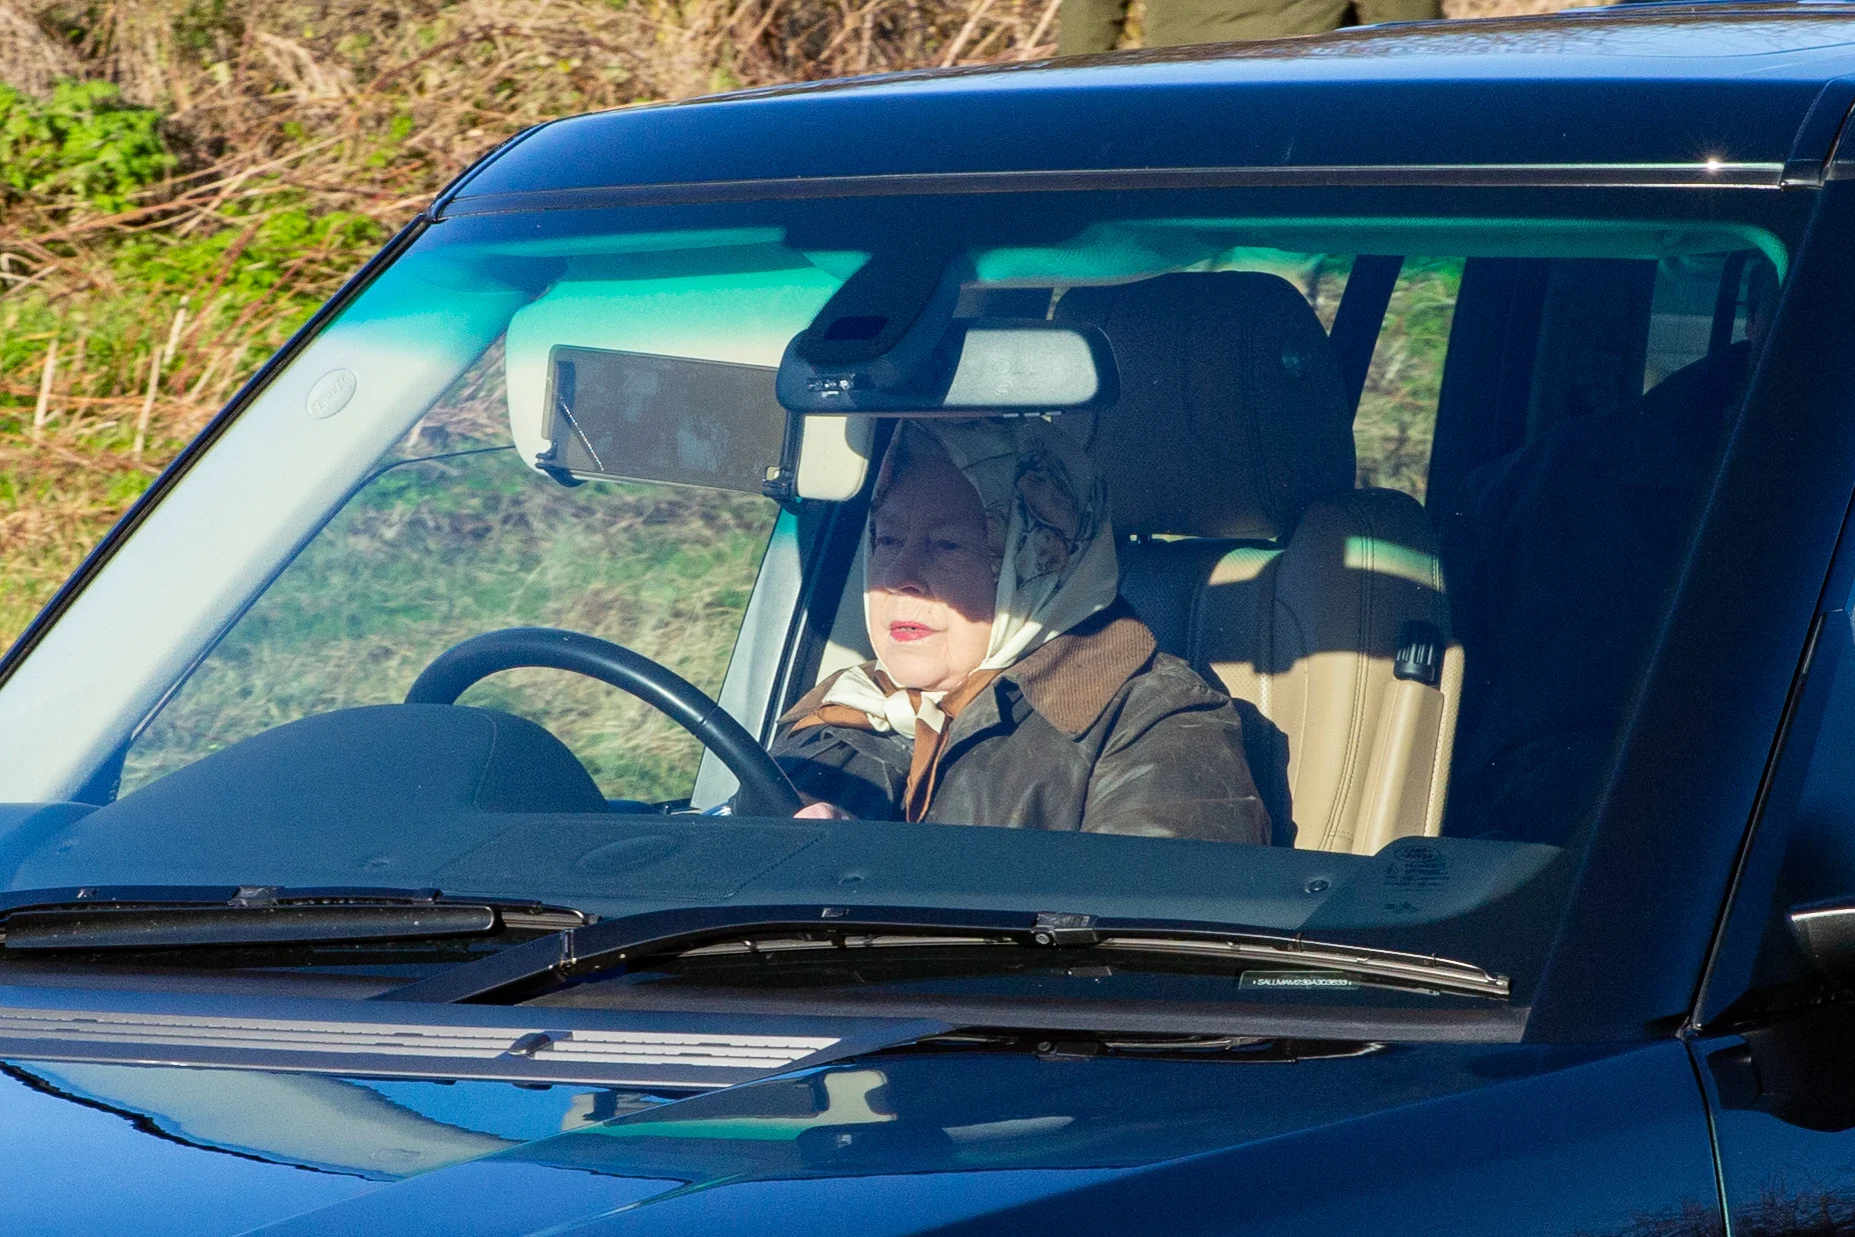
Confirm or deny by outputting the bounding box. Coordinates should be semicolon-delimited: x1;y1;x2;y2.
0;171;1841;1042
437;159;1793;221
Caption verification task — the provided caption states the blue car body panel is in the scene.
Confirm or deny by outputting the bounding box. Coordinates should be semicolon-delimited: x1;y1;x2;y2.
1;1039;1718;1236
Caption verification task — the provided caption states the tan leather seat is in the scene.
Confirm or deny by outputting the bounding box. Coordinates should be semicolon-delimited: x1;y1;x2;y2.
1057;272;1462;853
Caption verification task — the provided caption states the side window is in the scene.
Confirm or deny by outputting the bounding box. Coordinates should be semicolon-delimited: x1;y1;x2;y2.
1646;253;1763;392
1353;257;1462;501
1436;249;1775;844
121;350;780;804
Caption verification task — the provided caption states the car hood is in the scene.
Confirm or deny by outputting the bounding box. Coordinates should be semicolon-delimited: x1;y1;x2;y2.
0;1032;1721;1237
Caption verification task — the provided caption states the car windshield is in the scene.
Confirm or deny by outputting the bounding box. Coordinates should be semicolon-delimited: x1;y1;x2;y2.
0;184;1801;1011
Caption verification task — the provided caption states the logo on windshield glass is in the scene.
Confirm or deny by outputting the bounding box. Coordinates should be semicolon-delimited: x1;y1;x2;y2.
307;368;359;419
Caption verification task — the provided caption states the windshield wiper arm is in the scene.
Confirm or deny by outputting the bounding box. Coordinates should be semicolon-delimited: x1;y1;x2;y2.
0;885;591;952
373;906;1508;1004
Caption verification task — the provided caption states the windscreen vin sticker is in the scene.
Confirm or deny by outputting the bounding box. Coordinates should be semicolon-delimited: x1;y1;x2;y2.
1239;970;1360;991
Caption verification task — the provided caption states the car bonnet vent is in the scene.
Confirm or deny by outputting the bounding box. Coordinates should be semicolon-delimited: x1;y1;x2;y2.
0;1006;841;1088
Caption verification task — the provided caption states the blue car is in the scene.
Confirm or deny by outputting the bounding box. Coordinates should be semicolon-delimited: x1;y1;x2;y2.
5;6;1855;1233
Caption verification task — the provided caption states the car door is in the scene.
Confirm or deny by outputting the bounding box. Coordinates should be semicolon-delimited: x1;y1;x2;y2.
1692;558;1855;1234
1686;170;1855;1237
1691;568;1855;1234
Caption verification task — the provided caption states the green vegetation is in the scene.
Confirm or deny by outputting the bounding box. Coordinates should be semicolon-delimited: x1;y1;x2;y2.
0;79;171;210
123;451;777;802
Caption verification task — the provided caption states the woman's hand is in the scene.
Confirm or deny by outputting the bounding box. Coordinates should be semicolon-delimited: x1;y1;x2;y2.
794;801;854;820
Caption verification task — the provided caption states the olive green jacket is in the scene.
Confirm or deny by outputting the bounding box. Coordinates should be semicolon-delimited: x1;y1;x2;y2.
1057;0;1440;56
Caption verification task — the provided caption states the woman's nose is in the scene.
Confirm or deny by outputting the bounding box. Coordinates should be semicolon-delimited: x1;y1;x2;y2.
880;539;932;594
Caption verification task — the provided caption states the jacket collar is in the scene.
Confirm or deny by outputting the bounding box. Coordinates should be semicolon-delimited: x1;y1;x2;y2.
1001;596;1157;738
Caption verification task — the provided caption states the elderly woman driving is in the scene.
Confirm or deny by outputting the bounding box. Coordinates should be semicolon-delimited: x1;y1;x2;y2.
773;417;1271;843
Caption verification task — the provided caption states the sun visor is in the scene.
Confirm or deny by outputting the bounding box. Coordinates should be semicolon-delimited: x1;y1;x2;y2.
504;267;873;499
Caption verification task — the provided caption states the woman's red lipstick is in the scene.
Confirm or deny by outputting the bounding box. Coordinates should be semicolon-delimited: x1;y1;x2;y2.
889;621;934;642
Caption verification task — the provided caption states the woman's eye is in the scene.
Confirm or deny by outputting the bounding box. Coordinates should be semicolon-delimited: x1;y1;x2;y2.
935;539;966;553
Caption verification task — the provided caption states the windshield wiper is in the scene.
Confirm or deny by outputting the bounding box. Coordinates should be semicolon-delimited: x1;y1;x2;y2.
373;906;1509;1004
0;885;590;952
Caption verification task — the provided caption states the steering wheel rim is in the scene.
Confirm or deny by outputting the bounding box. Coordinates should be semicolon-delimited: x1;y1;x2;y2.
405;627;802;818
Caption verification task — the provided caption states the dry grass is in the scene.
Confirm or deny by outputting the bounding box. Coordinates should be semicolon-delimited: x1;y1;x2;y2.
0;0;1592;801
1444;0;1589;14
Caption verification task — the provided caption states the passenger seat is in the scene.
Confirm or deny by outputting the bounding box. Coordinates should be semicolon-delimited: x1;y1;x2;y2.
1057;272;1462;853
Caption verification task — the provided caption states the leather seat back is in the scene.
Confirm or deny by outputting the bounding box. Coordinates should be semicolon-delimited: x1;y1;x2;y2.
1060;271;1461;853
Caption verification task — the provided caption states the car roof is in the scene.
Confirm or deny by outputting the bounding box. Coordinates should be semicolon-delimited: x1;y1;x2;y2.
440;6;1855;212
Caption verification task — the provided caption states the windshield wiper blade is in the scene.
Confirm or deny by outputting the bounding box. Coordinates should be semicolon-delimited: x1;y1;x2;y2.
374;906;1508;1004
0;886;591;952
1085;933;1507;998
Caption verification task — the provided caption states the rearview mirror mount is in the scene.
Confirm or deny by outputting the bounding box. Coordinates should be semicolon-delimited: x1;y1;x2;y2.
776;250;1116;414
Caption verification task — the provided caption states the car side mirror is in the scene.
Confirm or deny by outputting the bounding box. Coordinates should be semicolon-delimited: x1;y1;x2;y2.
1788;897;1855;977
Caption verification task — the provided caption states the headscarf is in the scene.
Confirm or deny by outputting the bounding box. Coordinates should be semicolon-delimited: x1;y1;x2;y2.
803;416;1119;817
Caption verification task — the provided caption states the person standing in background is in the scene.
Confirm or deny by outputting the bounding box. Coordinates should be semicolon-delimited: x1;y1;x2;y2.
1057;0;1441;55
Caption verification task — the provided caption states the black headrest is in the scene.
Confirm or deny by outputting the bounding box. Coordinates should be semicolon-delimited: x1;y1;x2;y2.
1057;271;1356;540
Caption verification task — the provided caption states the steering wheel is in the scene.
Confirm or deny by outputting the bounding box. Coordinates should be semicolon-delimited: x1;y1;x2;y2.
405;627;803;818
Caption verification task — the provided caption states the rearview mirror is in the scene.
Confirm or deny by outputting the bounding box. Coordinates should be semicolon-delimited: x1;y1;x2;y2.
776;317;1118;415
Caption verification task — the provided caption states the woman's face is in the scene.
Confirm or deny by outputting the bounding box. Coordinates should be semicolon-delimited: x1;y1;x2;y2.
866;442;997;693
